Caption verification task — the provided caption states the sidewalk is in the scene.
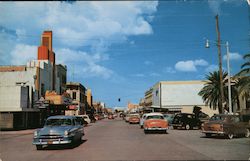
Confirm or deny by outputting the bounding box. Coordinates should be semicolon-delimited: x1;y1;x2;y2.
0;129;36;135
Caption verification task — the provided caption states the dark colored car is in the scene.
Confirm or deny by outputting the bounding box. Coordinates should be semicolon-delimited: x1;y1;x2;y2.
201;114;250;139
33;115;84;150
172;113;201;130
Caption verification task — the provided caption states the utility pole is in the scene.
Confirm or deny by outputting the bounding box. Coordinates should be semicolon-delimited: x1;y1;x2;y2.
215;14;225;113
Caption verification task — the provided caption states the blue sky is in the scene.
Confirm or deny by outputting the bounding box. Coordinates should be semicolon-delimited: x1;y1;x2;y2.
0;1;249;108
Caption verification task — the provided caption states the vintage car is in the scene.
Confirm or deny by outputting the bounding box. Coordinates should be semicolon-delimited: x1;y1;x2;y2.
108;114;114;119
201;114;250;139
140;113;150;128
172;113;201;130
33;115;84;150
143;113;168;133
125;114;131;122
163;113;175;124
78;114;91;124
129;114;140;124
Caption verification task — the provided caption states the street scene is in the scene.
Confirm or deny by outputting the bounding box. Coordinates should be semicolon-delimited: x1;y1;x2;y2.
1;117;250;161
0;1;250;161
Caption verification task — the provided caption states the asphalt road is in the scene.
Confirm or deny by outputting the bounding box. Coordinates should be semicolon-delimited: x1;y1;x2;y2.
0;118;249;161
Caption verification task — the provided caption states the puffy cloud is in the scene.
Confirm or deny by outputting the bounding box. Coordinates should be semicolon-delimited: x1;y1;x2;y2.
223;52;242;61
164;67;176;73
175;59;209;72
10;44;37;65
55;48;113;79
175;60;197;72
194;59;209;66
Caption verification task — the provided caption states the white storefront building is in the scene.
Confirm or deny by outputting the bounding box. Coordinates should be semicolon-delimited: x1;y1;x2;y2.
150;81;218;116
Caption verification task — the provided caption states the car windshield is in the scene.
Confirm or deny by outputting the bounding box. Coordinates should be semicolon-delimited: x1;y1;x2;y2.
146;115;164;120
209;115;226;121
45;118;72;126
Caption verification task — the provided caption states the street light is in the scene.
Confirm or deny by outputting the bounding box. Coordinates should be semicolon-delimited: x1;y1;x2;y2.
205;39;233;114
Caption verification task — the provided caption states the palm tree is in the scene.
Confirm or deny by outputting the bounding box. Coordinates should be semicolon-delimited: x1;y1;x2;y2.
234;53;250;108
198;70;228;114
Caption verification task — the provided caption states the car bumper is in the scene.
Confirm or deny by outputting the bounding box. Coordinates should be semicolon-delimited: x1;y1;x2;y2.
33;137;73;145
145;127;168;131
171;124;183;127
202;130;225;134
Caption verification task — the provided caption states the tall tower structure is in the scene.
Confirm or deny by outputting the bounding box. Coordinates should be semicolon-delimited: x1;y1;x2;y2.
37;31;56;90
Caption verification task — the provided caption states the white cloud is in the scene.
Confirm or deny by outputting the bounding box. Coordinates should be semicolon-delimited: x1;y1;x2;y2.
150;73;160;77
194;59;209;66
175;60;197;72
205;64;218;73
175;59;209;72
223;52;242;61
56;48;113;79
131;73;145;77
164;67;176;73
144;61;154;65
10;44;37;65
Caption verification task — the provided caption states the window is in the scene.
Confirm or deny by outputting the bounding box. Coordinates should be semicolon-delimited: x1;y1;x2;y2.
73;92;76;100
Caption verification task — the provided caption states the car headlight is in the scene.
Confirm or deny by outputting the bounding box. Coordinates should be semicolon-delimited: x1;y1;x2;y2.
34;131;38;137
64;130;69;136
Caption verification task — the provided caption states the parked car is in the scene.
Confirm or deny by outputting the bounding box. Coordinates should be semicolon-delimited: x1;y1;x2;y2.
163;113;175;125
125;114;131;122
201;114;250;139
129;113;140;124
78;115;91;124
172;113;201;130
140;113;150;128
108;114;114;119
143;113;168;134
33;115;84;150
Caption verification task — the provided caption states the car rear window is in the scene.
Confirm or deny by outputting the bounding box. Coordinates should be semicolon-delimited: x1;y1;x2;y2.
146;115;164;120
209;115;226;121
45;118;72;126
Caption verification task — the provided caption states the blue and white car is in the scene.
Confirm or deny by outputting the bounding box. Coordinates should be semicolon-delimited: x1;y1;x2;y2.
33;115;84;150
140;113;150;128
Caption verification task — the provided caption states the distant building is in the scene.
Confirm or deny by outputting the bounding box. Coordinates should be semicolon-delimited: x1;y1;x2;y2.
66;82;87;115
127;102;139;112
144;81;218;116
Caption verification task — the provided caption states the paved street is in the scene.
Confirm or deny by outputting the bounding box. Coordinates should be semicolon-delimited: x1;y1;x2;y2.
0;118;249;161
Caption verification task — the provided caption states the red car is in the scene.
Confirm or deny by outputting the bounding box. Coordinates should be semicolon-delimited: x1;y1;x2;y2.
129;114;140;124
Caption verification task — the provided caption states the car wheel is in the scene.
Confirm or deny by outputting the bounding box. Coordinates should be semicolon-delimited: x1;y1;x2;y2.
205;133;212;137
185;124;190;130
140;125;143;129
244;129;250;138
144;130;148;134
173;126;177;129
36;145;43;150
227;133;234;139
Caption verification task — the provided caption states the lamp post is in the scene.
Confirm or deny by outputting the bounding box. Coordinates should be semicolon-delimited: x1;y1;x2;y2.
205;39;233;114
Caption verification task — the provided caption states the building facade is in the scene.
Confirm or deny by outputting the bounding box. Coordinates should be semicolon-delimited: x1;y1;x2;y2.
145;81;218;116
0;31;67;129
66;82;87;115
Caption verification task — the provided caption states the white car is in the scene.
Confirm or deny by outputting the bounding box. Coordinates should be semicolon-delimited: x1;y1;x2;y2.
140;113;150;128
79;115;91;124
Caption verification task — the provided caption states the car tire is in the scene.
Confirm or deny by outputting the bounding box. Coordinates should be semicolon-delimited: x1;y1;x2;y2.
144;130;148;134
173;126;177;129
185;124;190;130
140;125;143;129
205;133;212;137
244;129;250;138
36;145;43;150
227;133;234;139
